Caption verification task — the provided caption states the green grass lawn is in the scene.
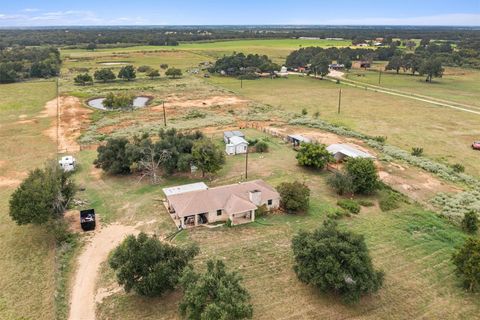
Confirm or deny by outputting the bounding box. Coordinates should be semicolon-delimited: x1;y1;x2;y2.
208;75;480;177
0;81;58;320
345;66;480;108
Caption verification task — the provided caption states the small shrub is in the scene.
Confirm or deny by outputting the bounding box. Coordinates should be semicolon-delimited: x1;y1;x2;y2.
255;141;269;153
247;138;259;145
255;204;269;218
462;211;478;234
379;192;400;212
277;181;310;213
313;111;320;118
373;136;387;144
301;108;308;115
225;219;233;228
137;65;152;73
296;143;333;170
327;208;350;219
411;147;424;157
344;158;379;195
183;109;206;119
47;219;75;244
328;172;354;196
358;199;375;207
452;163;465;173
337;199;361;214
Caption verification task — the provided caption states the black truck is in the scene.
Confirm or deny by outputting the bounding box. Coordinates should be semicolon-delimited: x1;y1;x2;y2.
80;209;96;231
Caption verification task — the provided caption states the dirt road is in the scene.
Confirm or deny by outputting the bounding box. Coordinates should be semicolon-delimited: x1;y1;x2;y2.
68;224;138;320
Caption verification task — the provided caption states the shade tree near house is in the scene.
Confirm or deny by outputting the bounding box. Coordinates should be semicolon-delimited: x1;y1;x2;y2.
94;129;205;176
109;232;199;297
452;237;480;292
296;143;333;169
292;220;384;303
191;138;225;177
277;181;310;213
9;164;76;225
94;68;116;82
179;259;253;320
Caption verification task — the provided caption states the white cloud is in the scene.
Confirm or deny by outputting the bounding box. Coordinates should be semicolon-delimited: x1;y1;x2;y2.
22;8;40;12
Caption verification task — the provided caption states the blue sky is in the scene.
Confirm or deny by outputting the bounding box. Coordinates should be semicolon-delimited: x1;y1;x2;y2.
1;0;479;27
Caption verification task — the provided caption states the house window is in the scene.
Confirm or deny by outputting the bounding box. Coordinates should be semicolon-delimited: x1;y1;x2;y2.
216;209;222;216
268;199;273;205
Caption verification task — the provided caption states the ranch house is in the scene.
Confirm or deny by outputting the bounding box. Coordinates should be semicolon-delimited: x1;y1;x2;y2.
163;180;280;228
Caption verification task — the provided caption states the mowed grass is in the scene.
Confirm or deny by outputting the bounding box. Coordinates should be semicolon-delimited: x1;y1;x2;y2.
91;134;480;319
0;81;58;319
208;75;480;176
62;38;353;63
345;67;480;108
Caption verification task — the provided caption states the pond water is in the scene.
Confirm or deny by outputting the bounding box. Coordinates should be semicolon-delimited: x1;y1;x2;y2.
87;96;150;110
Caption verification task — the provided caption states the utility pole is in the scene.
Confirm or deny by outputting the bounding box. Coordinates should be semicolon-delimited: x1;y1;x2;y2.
337;88;342;114
245;147;248;180
378;70;382;85
163;101;167;126
240;78;243;89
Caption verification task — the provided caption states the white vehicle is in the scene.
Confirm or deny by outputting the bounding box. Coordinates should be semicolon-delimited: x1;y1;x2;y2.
59;156;76;172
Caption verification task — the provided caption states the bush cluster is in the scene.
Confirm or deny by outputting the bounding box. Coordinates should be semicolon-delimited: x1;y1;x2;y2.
337;199;361;214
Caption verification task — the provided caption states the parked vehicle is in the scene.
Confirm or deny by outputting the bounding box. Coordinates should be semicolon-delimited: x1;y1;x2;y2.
472;141;480;150
80;209;96;231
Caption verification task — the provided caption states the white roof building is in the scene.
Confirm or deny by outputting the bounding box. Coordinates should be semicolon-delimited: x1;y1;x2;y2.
327;144;374;161
226;136;249;155
163;182;208;196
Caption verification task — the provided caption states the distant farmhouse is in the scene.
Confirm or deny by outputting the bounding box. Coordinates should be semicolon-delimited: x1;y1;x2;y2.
163;180;280;228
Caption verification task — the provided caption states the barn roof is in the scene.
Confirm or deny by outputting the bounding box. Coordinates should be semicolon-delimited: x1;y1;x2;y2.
327;144;374;159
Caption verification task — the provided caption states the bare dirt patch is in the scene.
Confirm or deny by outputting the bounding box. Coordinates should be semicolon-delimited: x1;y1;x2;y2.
152;95;248;111
0;177;22;188
41;96;92;153
69;224;138;320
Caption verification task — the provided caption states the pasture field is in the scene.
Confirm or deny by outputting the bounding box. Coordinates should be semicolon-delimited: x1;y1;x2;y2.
62;38;354;63
345;66;480;108
0;81;58;320
208;75;480;176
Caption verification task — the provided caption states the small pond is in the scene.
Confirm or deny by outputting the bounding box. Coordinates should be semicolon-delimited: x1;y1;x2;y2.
87;96;150;110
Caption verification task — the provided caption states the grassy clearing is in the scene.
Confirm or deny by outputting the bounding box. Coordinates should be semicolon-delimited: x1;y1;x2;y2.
0;81;58;320
345;66;480;108
88;133;480;319
208;75;480;176
62;38;353;63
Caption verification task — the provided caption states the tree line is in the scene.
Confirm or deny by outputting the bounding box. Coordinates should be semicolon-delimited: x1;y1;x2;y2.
209;52;280;78
0;46;61;83
74;64;182;85
94;129;225;182
1;26;479;48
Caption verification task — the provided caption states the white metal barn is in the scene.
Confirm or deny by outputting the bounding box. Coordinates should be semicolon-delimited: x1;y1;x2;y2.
59;156;76;172
327;144;374;162
226;136;249;155
223;130;245;144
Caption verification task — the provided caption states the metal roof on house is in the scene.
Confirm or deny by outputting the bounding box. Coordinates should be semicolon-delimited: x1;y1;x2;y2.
228;136;248;146
327;144;374;159
224;130;245;138
165;180;279;217
162;182;209;197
